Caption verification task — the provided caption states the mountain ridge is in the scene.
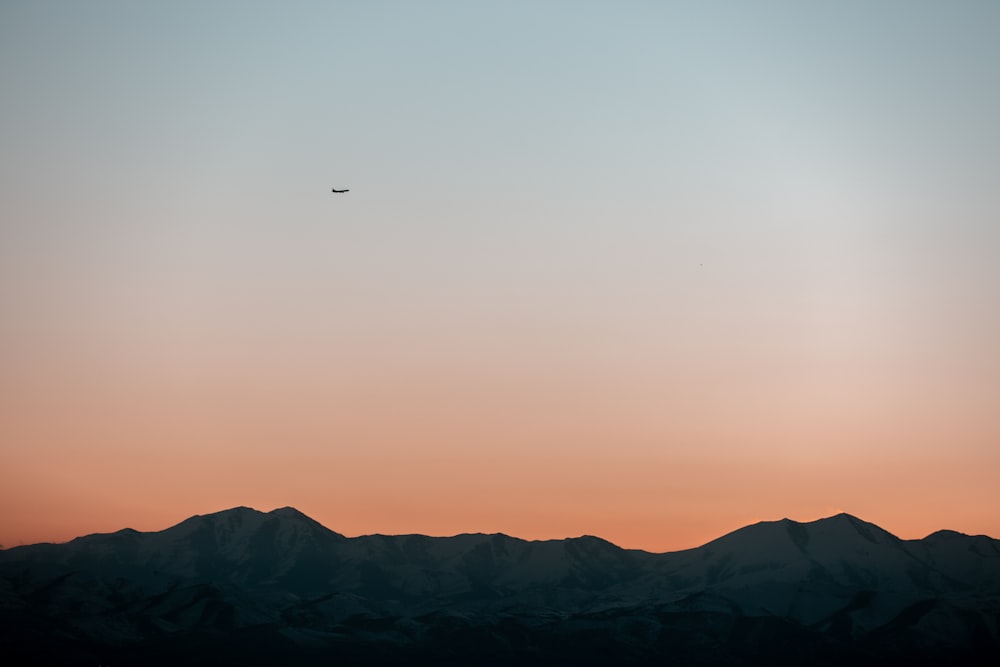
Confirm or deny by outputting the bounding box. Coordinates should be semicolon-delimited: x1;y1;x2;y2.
9;506;992;553
2;507;998;666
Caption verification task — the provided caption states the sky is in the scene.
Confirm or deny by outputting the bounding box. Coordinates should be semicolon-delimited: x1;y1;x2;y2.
1;1;998;553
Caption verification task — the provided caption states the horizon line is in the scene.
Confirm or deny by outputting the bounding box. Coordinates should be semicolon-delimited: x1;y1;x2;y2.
5;505;995;554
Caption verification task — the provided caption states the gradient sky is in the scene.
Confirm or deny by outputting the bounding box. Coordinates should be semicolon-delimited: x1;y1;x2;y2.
2;2;998;553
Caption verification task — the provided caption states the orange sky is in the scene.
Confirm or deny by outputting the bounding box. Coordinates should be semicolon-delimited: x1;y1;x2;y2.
2;3;999;552
2;303;997;552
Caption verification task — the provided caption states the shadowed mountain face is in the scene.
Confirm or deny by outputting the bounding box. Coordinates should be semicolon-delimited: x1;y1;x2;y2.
1;509;998;666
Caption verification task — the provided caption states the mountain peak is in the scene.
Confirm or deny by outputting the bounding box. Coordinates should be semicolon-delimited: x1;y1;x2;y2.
267;506;344;536
808;512;901;543
701;512;904;561
568;534;619;548
798;511;865;525
268;506;309;519
194;505;265;520
924;528;969;541
192;506;316;521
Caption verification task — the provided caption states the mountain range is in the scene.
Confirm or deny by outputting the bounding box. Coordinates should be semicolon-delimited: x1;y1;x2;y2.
1;507;998;665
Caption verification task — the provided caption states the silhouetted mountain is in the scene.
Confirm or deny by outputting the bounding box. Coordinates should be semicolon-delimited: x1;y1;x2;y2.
1;508;998;666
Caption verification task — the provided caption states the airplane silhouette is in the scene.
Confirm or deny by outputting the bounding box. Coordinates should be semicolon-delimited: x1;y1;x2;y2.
331;188;350;193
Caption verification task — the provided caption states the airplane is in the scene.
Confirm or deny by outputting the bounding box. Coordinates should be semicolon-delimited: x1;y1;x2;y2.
331;188;350;193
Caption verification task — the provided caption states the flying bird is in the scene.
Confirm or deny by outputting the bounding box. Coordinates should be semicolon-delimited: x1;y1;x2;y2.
331;188;350;193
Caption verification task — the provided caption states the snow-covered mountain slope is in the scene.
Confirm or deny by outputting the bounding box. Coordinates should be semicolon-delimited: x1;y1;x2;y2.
1;508;998;665
648;513;1000;639
1;506;348;593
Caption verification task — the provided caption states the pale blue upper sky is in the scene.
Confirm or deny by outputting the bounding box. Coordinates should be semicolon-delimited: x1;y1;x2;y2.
5;2;998;361
4;2;998;282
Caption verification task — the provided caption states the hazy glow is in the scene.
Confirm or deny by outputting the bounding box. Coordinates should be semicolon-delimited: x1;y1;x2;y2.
1;2;998;552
